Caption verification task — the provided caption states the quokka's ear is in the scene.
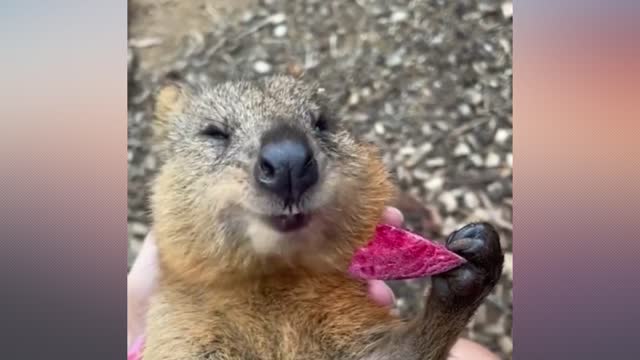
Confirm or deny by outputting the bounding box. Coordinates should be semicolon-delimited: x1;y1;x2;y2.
152;80;191;144
286;62;305;79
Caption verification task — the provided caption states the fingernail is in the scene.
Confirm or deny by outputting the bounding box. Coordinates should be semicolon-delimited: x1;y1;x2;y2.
383;207;404;227
368;280;395;307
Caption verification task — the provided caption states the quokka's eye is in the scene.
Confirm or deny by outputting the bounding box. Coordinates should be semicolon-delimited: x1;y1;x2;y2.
201;124;230;141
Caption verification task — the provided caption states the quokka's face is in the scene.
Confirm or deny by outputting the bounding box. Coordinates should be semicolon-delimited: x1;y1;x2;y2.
152;76;387;261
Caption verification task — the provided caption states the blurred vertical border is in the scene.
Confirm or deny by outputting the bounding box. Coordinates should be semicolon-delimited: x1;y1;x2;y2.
0;0;638;359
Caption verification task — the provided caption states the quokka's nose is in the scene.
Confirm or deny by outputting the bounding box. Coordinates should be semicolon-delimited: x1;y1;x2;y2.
254;128;319;204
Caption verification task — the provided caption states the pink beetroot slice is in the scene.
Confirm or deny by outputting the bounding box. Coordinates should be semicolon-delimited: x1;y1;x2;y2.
348;224;466;281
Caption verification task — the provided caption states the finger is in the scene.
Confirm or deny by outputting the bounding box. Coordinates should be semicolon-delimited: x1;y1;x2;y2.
448;338;500;360
129;232;159;282
128;232;159;348
381;207;404;227
446;237;483;254
127;335;145;360
367;280;395;307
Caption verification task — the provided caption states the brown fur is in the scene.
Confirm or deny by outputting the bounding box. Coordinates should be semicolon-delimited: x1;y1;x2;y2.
143;76;502;359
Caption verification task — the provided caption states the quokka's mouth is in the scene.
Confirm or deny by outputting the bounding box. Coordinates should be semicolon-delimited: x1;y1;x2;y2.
263;213;311;233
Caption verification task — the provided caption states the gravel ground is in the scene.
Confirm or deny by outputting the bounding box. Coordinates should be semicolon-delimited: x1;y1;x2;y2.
128;0;512;358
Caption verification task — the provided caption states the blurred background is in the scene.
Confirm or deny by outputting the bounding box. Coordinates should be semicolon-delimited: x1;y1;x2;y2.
127;0;512;358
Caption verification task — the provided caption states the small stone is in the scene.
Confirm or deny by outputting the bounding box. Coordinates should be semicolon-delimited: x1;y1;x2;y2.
464;192;480;209
499;336;513;354
494;128;512;144
478;2;498;13
405;143;434;167
130;222;149;237
408;187;421;198
253;60;272;74
241;11;254;23
470;208;490;223
435;121;449;131
474;305;487;324
487;181;504;200
398;146;416;157
506;153;513;168
273;25;287;37
351;113;369;122
426;157;446;168
484;318;506;336
442;217;459;235
485;152;501;167
503;252;513;280
465;89;483;105
128;37;163;48
390;11;409;22
385;49;405;67
144;155;156;170
413;169;431;181
348;91;360;105
473;61;488;74
430;33;444;45
458;103;472;117
501;2;513;19
470;154;484;167
384;102;394;115
462;11;482;21
449;188;464;198
425;176;444;192
374;123;385;135
269;13;287;24
396;166;412;184
438;192;458;213
465;133;479;149
421;124;433;136
127;48;134;69
453;143;471;157
499;38;511;54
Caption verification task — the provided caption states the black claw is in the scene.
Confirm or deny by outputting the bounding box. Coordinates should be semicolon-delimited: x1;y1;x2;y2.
447;223;501;266
447;222;498;247
431;222;504;307
446;237;484;255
